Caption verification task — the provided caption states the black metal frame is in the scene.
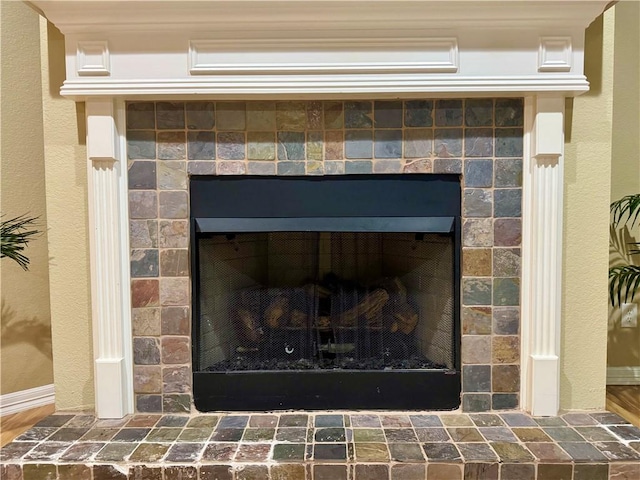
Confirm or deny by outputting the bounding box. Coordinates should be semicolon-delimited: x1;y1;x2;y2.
193;370;461;410
190;174;462;411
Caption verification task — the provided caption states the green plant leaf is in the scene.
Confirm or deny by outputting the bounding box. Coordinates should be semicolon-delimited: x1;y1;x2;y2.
611;194;640;229
0;214;40;270
609;265;640;306
627;241;640;255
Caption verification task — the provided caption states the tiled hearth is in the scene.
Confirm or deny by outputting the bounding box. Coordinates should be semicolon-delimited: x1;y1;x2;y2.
1;411;639;479
126;98;523;414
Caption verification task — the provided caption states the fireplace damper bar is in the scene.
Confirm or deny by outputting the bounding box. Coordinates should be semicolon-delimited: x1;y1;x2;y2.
191;175;461;411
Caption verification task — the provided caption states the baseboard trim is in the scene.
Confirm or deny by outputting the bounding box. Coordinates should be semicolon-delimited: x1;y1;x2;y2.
607;366;640;385
0;384;55;417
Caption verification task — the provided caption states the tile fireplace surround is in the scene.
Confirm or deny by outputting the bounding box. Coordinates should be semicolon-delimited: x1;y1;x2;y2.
30;0;612;426
126;98;523;415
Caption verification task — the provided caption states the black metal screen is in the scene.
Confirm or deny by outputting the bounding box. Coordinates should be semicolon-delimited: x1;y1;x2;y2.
191;175;461;410
197;231;455;373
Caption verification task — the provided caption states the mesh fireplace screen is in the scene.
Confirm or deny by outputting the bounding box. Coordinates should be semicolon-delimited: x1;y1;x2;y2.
196;231;455;372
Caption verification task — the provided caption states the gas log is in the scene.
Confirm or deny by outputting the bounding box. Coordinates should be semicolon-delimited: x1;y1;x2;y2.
336;288;389;328
233;276;419;342
264;296;289;328
235;308;263;343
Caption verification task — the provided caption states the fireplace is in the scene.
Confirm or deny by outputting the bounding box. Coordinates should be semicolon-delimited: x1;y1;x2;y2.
30;0;610;418
190;175;461;410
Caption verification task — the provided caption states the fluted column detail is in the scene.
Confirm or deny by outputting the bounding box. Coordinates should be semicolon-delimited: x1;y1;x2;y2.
86;99;133;418
521;96;565;416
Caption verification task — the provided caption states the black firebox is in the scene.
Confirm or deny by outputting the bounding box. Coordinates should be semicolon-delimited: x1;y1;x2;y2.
190;175;461;411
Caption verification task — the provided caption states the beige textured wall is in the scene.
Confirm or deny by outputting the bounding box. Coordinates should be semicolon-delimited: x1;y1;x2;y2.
40;18;94;411
561;9;613;410
608;0;640;369
0;2;53;395
610;1;640;201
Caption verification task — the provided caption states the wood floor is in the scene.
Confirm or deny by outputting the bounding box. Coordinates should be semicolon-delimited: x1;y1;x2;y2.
606;384;640;427
0;404;54;447
0;386;637;448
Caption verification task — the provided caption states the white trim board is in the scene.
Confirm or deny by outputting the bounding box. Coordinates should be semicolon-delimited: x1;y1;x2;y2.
0;384;55;417
607;367;640;385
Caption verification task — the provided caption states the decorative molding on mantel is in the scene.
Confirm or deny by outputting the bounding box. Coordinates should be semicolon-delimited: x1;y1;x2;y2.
187;38;460;75
29;0;609;100
77;41;110;77
58;76;592;99
538;37;573;73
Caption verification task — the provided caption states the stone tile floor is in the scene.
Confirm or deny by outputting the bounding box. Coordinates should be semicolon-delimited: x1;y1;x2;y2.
1;410;639;479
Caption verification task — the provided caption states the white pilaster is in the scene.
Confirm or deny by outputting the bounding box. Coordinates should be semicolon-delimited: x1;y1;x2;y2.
86;99;133;418
521;96;565;416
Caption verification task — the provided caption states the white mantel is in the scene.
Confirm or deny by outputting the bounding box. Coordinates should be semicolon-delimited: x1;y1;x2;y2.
30;0;609;98
30;0;609;418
